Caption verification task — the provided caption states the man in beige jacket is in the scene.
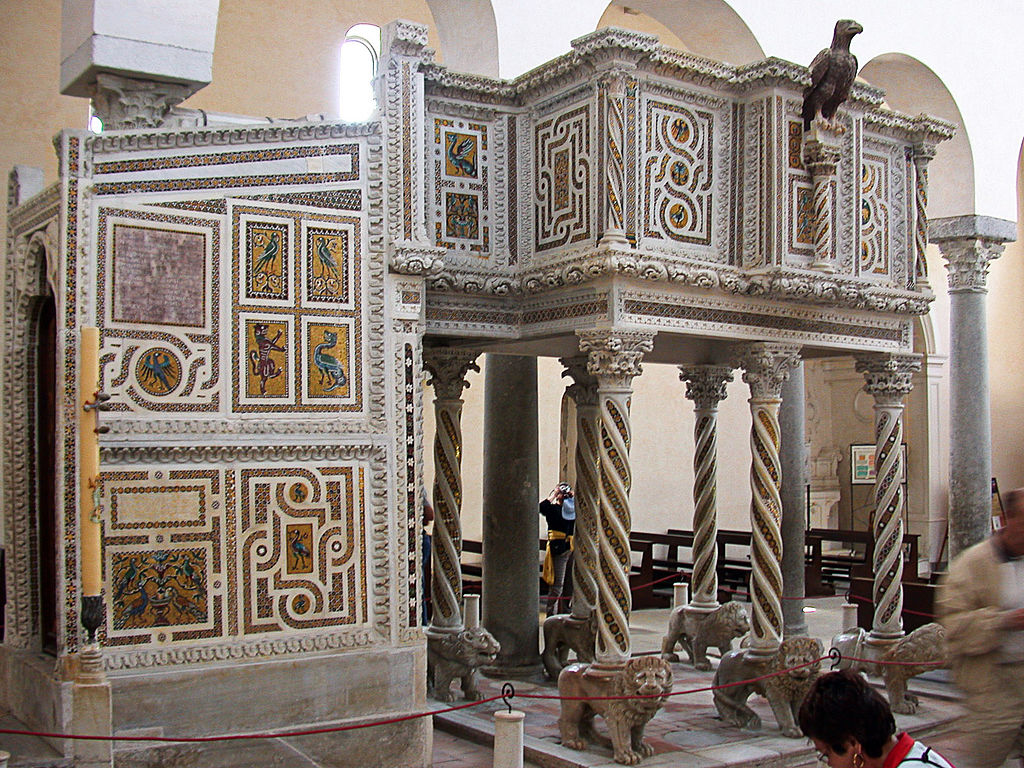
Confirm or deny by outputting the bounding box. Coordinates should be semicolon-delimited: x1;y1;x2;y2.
938;488;1024;768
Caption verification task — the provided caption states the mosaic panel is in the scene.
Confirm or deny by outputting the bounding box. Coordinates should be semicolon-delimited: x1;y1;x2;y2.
861;154;891;276
104;468;223;646
535;104;592;252
303;221;356;308
303;319;354;404
788;178;815;256
240;466;369;633
243;218;291;303
642;99;714;246
97;208;220;413
431;118;491;254
112;224;207;327
231;204;364;414
240;314;293;402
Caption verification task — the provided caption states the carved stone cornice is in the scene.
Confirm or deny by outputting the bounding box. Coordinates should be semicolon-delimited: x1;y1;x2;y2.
732;343;802;400
855;352;921;405
91;73;193;130
560;355;599;407
936;238;1007;293
423;347;481;401
101;443;386;465
383;20;430;57
571;27;658;68
679;365;734;410
577;329;655;383
390;242;446;276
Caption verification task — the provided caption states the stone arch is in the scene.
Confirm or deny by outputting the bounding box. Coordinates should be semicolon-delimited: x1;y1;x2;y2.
3;225;59;651
859;53;974;218
425;0;499;77
601;0;764;65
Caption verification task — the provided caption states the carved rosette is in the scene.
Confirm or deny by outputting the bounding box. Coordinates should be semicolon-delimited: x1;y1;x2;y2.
802;138;841;272
679;365;734;610
599;70;628;246
577;330;655;666
911;145;936;289
389;242;446;276
938;238;1007;293
561;357;600;619
423;348;480;631
732;343;801;656
855;353;921;640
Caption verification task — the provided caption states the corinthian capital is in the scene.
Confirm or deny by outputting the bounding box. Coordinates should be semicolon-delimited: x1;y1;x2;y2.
679;365;734;410
937;238;1006;293
576;329;655;383
732;343;801;400
855;352;921;404
423;347;480;401
560;355;599;407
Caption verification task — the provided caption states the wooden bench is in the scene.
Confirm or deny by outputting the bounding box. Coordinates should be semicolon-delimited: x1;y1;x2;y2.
667;528;754;601
849;575;938;633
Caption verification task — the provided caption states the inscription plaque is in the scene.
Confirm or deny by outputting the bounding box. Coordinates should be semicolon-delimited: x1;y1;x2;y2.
113;224;206;327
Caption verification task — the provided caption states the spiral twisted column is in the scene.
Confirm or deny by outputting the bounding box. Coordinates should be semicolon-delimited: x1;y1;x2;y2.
561;356;600;620
598;68;629;247
678;365;734;612
803;139;841;273
911;145;935;290
855;353;921;643
577;329;655;668
423;347;480;634
733;342;801;658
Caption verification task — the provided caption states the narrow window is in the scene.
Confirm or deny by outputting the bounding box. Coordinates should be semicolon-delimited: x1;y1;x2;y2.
339;23;381;122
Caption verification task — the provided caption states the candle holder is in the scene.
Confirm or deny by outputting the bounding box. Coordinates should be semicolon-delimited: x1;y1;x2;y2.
81;594;105;644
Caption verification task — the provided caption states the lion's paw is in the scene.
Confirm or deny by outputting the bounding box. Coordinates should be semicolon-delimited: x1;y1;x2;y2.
695;660;712;671
782;726;802;738
434;689;455;703
635;741;655;758
613;749;641;765
563;738;586;751
463;688;483;701
891;699;918;715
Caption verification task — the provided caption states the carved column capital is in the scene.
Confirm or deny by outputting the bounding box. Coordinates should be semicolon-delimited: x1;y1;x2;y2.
423;347;480;401
577;329;655;385
937;238;1006;293
801;138;842;179
855;353;922;405
389;242;445;276
560;355;599;408
679;365;734;410
91;73;192;130
732;343;801;400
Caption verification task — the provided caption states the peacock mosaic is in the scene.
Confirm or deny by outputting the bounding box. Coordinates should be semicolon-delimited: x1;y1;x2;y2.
431;118;491;255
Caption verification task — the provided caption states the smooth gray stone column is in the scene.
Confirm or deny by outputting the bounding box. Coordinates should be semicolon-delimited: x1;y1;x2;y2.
932;215;1017;557
481;354;541;677
780;361;808;637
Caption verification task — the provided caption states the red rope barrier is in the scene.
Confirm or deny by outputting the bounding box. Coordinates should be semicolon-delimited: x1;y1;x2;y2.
842;591;937;619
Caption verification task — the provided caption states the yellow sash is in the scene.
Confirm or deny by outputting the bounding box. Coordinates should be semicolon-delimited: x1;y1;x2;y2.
542;530;572;585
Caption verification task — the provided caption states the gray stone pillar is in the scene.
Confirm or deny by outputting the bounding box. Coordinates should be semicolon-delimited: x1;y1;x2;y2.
561;357;600;621
733;342;802;658
481;354;541;677
577;329;656;669
780;360;808;637
423;347;480;635
931;215;1017;557
678;365;734;613
855;353;921;645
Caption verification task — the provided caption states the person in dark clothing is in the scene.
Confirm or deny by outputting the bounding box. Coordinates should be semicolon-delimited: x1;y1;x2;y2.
540;482;575;617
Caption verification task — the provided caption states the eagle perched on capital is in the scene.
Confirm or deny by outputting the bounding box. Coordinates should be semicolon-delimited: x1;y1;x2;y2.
802;19;863;131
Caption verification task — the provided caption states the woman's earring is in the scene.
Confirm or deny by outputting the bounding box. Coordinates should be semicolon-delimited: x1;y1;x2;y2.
852;754;865;768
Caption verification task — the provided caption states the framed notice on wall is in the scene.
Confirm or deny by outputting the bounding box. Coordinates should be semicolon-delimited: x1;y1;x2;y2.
850;444;907;485
992;477;1004;530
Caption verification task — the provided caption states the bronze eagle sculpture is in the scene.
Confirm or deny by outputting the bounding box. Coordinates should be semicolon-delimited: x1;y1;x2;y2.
802;19;863;131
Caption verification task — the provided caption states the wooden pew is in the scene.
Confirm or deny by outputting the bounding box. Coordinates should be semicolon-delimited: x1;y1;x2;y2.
848;575;938;633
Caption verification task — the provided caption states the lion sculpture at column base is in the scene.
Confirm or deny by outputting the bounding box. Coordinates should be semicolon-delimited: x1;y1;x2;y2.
426;627;500;702
558;657;673;765
660;601;749;670
831;622;947;714
712;636;824;737
542;611;597;679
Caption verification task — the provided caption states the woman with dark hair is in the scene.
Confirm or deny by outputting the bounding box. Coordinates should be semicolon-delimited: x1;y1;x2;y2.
798;670;955;768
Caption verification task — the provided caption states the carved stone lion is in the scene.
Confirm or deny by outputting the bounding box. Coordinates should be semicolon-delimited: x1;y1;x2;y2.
713;636;824;737
558;657;673;766
831;623;948;714
542;611;597;679
426;627;500;703
661;601;749;670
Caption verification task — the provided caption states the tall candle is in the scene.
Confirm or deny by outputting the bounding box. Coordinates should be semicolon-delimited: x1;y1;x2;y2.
79;326;102;597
